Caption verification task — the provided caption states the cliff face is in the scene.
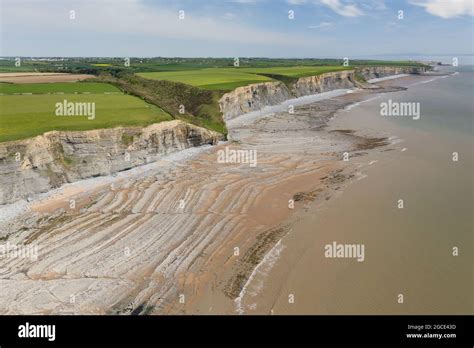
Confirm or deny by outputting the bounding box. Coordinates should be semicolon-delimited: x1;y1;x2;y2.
219;70;359;121
292;70;356;97
355;66;427;80
219;66;427;121
218;81;292;122
0;120;221;205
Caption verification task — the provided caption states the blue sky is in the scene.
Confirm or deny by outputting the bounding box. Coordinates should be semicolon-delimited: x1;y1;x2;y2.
1;0;473;59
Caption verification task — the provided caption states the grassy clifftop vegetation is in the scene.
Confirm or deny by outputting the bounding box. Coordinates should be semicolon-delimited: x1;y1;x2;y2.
0;57;428;74
0;57;430;140
94;73;226;134
137;66;353;91
0;85;172;142
137;69;273;91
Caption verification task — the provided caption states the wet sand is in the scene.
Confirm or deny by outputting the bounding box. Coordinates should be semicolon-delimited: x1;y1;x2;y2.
241;73;473;315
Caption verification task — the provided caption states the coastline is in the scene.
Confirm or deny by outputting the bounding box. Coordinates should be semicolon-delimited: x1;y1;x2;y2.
0;72;446;315
235;70;472;315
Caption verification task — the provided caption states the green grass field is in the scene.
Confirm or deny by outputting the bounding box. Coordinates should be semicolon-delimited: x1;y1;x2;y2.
137;66;351;90
0;82;121;95
95;74;227;134
238;66;351;78
0;57;427;75
0;86;172;142
0;59;427;142
137;68;273;91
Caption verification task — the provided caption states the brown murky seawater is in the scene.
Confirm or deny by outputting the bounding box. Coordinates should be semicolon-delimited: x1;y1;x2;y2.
243;71;473;315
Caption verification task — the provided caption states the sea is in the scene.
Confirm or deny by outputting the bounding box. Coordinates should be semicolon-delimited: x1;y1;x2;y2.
241;65;473;314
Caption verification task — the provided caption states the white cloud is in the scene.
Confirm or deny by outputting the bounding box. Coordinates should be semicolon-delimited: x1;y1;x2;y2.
319;0;364;17
1;0;311;48
308;22;333;29
287;0;308;4
228;0;259;3
222;12;236;20
410;0;474;18
362;0;387;11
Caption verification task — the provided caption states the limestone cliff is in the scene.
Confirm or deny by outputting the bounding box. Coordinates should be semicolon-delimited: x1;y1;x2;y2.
355;66;427;80
292;70;357;97
0;120;222;205
219;66;427;120
218;81;292;122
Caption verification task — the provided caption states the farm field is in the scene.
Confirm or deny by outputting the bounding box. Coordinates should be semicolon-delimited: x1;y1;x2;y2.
238;65;351;77
0;57;426;75
137;68;273;91
0;72;94;83
137;65;351;90
0;60;429;142
0;83;172;142
0;82;121;94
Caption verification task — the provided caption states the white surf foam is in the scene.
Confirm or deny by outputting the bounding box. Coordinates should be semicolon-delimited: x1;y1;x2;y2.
366;74;409;83
234;238;286;315
343;95;382;111
408;71;456;87
227;89;352;129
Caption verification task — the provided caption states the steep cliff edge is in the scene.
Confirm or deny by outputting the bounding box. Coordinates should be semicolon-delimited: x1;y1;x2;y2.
219;66;427;121
355;66;427;80
292;70;357;97
218;81;292;122
0;120;222;205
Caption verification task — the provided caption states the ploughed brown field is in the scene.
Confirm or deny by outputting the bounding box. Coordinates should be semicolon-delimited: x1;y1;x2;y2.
0;72;94;83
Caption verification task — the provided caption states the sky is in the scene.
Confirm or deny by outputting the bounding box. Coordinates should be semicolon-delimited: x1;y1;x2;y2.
0;0;473;58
